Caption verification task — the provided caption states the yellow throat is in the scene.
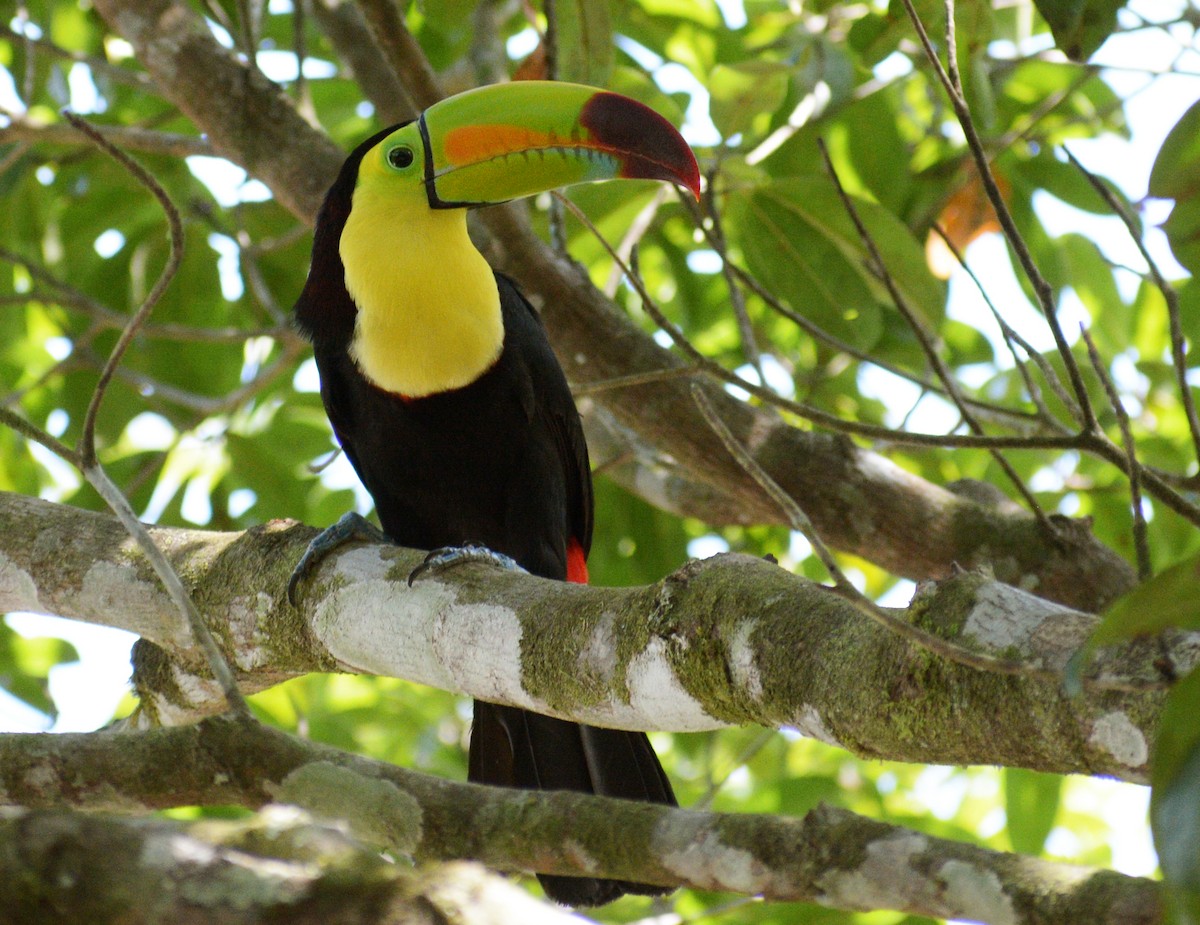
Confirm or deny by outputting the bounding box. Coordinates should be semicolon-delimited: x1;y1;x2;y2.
339;161;503;398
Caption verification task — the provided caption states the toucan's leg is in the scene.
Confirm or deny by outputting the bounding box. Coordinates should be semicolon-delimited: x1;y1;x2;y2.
407;545;528;586
288;511;390;605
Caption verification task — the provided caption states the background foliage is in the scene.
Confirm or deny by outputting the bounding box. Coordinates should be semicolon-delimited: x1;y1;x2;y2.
3;0;1200;920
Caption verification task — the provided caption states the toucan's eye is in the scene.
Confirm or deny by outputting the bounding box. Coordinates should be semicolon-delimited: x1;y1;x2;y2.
387;145;415;170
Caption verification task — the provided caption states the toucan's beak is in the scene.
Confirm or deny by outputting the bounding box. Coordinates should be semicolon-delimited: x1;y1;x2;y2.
419;81;701;208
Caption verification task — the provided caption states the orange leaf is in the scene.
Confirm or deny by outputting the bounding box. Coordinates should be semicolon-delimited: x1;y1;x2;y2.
926;168;1011;278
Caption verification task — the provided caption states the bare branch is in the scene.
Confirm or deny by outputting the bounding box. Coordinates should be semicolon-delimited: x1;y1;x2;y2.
703;167;764;377
0;493;1179;781
1064;146;1200;465
0;406;79;465
930;221;1078;428
1082;328;1151;581
0;21;155;90
102;337;304;416
690;383;850;589
696;219;1045;434
0;119;214;157
817;139;1050;528
355;0;444;110
0;718;1164;922
557;193;1083;454
900;0;1097;428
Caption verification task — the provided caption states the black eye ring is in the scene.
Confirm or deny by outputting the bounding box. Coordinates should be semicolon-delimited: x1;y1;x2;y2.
387;146;415;169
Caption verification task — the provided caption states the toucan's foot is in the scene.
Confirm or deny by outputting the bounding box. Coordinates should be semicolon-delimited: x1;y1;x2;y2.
288;512;390;606
407;544;527;587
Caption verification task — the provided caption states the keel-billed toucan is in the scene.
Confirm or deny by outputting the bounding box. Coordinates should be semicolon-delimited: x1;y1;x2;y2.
292;81;700;906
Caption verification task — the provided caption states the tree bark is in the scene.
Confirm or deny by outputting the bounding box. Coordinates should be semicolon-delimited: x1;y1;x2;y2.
0;716;1164;924
0;492;1181;783
0;805;582;925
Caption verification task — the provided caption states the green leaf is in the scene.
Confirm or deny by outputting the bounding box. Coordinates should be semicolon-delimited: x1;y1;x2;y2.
1033;0;1125;61
0;620;80;719
588;477;690;587
556;0;614;87
1177;278;1200;348
1091;551;1200;646
1152;667;1200;921
1150;97;1200;202
1004;768;1062;854
728;178;946;352
1161;194;1200;278
708;62;790;139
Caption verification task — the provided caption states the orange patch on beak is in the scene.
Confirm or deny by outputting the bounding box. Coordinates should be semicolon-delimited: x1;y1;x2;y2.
442;124;569;165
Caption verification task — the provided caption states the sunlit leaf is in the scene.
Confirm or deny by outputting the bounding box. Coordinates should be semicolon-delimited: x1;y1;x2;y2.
1005;768;1062;854
1152;667;1200;922
1160;195;1200;278
729;178;946;351
1092;551;1200;645
0;620;80;719
556;0;614;87
1150;97;1200;203
708;62;790;139
1032;0;1124;61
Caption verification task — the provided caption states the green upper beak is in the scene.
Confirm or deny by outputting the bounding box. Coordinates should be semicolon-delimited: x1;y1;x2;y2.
395;81;701;208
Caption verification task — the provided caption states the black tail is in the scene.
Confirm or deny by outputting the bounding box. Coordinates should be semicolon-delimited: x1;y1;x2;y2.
469;701;676;906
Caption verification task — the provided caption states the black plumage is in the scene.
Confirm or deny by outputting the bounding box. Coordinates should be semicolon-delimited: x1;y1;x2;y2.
294;126;675;906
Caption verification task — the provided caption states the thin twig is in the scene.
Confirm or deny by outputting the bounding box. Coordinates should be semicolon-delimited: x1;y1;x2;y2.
0;140;30;178
556;193;1084;452
106;338;305;416
0;278;284;343
60;110;250;718
0;120;214;157
1063;146;1200;465
900;0;1097;429
1081;328;1151;580
930;222;1078;429
0;336;93;410
705;165;764;378
0;406;80;465
61;113;184;468
542;0;568;252
681;198;1045;434
816;139;1050;527
691;385;852;590
0;22;155;90
544;0;559;81
292;0;315;121
16;3;36;105
572;365;700;397
691;728;776;812
81;462;251;716
236;0;261;59
603;186;669;298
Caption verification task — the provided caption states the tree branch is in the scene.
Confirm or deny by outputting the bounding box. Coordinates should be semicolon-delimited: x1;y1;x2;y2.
0;716;1164;924
0;804;583;925
0;492;1182;783
0;119;213;156
308;0;415;124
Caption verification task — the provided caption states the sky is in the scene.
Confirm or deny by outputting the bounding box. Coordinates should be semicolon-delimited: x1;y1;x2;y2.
2;0;1197;884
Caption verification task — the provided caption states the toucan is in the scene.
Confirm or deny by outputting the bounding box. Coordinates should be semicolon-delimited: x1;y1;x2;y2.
291;80;701;906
